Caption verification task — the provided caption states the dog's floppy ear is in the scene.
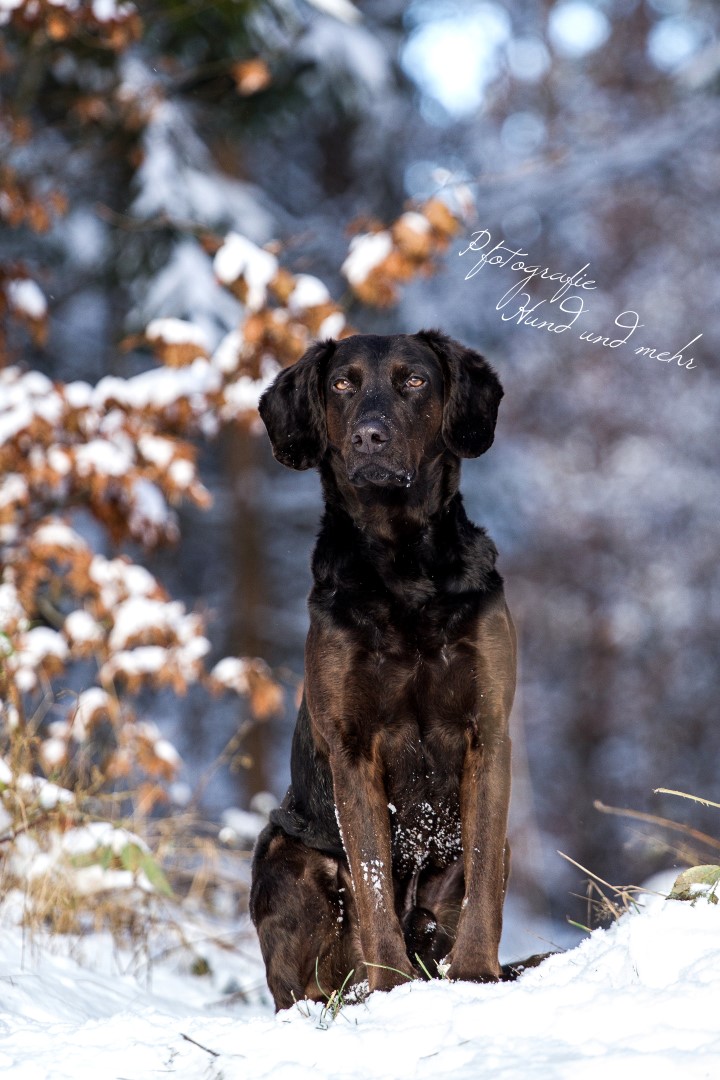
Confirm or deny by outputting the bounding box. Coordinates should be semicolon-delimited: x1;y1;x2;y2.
417;329;503;458
258;339;335;469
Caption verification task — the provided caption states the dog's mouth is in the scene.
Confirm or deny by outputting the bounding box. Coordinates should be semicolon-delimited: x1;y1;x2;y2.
347;461;416;488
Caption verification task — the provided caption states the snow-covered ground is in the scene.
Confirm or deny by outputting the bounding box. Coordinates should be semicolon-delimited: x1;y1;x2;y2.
1;883;719;1079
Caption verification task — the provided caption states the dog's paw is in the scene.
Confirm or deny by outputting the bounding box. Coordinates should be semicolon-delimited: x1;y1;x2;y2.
442;952;501;984
365;960;416;994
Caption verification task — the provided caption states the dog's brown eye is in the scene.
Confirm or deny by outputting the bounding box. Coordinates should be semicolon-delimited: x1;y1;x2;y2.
405;375;426;388
332;377;353;392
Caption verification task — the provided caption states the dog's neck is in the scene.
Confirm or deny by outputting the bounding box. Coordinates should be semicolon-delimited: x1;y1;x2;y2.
319;450;462;544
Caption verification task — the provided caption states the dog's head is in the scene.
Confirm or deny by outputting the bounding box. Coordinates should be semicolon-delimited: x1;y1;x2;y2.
258;330;503;487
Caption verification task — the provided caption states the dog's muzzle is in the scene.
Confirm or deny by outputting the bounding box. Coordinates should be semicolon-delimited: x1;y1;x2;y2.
346;418;414;487
351;418;391;456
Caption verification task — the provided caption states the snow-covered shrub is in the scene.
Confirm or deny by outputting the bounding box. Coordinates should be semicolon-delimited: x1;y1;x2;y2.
341;197;470;307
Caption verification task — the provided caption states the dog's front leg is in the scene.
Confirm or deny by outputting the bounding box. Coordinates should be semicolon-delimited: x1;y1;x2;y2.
329;750;416;993
445;598;516;983
306;624;414;994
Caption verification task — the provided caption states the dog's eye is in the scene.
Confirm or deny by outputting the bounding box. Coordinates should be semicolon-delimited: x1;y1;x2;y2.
405;375;426;389
332;377;353;392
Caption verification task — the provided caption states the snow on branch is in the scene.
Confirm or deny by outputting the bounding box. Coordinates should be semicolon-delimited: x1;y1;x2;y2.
211;232;352;376
0;0;142;49
341;196;470;306
0;349;283;810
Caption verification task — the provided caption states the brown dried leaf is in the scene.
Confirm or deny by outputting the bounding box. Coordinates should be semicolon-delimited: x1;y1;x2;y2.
246;663;284;720
232;58;272;96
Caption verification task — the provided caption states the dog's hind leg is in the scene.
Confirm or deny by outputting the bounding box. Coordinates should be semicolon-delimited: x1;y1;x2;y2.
403;861;464;975
407;845;511;977
250;826;360;1011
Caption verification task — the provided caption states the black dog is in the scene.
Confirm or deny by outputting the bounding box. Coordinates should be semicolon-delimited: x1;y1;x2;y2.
250;330;515;1010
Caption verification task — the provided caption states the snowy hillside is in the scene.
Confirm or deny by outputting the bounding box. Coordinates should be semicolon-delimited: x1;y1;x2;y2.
1;890;719;1079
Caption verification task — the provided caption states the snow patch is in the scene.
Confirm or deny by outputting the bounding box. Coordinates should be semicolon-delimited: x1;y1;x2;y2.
288;274;331;313
33;521;85;550
341;231;392;286
70;687;112;739
213;233;278;310
146;317;210;350
318;311;346;339
6;278;47;319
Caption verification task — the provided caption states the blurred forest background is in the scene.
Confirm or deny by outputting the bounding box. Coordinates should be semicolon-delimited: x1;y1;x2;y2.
1;0;719;936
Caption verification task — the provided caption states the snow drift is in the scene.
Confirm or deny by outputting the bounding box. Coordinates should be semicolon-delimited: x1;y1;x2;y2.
1;891;719;1078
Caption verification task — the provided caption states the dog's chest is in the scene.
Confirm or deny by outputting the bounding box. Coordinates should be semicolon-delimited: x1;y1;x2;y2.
354;638;477;875
387;764;463;876
379;688;467;876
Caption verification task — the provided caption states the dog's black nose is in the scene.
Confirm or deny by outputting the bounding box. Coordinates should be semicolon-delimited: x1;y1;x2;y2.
352;419;391;455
